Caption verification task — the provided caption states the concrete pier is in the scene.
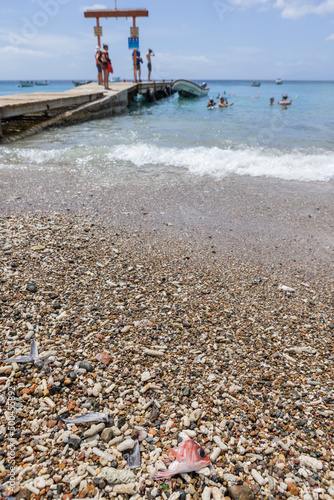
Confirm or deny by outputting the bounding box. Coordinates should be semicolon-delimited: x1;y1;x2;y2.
0;80;174;143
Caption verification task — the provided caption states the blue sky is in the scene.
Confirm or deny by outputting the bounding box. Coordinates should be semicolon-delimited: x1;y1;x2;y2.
0;0;334;81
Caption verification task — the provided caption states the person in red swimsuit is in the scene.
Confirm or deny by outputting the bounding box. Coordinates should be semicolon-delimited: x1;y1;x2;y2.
101;44;113;90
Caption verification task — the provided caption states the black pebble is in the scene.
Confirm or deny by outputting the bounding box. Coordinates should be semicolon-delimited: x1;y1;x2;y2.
68;438;81;450
211;475;222;483
117;416;126;428
26;283;38;293
49;385;62;395
79;361;93;372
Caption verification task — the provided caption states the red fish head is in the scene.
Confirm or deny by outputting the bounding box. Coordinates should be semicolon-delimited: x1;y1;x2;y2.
172;439;211;470
186;439;211;469
153;438;211;480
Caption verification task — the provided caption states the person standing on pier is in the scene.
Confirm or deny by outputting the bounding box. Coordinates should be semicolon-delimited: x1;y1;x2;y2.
132;50;143;82
101;44;113;90
95;47;103;85
146;49;155;82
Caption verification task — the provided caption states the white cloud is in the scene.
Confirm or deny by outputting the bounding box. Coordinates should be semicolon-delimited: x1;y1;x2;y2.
276;59;314;67
149;52;215;81
221;0;334;18
0;46;46;57
274;0;334;18
0;26;92;53
0;27;14;43
325;33;334;39
79;4;107;12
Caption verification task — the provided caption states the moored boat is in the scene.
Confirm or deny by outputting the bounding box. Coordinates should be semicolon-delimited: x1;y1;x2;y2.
35;80;49;86
275;78;283;85
19;81;34;87
173;79;210;98
251;81;261;87
72;80;92;87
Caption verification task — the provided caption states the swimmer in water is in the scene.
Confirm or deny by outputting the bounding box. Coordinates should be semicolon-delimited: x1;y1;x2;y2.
218;97;234;107
278;94;292;108
207;98;216;108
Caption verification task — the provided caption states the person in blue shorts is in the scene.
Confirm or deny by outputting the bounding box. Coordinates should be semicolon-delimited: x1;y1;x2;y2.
95;47;103;85
132;50;143;82
146;49;155;82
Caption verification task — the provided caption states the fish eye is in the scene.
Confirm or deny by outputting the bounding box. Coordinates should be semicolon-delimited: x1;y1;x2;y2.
197;448;205;458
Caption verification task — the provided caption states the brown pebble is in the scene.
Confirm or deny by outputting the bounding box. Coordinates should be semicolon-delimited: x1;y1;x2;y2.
95;351;113;365
287;483;299;496
46;420;58;428
15;488;31;500
228;485;254;500
131;429;140;440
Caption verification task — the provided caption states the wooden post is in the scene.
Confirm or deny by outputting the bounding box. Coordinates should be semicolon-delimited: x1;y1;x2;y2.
96;17;101;47
133;17;137;83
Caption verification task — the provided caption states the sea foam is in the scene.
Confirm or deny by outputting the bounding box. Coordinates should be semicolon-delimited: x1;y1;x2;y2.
109;144;334;182
1;143;333;183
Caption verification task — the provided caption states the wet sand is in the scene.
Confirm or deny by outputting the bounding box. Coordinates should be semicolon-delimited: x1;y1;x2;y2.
1;168;333;277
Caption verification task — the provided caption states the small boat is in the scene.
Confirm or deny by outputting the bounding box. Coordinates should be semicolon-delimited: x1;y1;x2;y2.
275;78;283;85
111;76;121;82
72;80;92;87
19;81;34;87
35;80;49;86
251;81;261;87
173;79;210;98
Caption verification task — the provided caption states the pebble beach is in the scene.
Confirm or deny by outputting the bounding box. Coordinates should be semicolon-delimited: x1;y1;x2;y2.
0;173;333;500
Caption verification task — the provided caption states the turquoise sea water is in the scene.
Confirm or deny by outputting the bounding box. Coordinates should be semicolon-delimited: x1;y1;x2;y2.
1;79;334;183
0;80;74;96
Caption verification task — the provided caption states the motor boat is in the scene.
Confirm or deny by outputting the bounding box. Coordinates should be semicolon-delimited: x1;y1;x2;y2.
251;81;261;87
111;76;121;82
173;79;210;98
19;81;34;87
35;80;49;86
72;80;92;87
275;78;283;85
